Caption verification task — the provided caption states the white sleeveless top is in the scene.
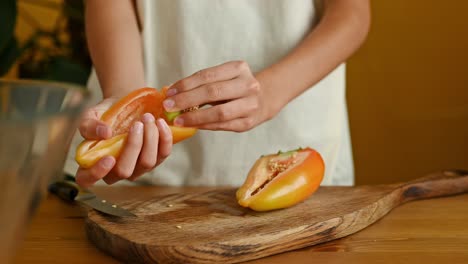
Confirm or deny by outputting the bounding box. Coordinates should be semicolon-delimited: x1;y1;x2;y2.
64;0;354;186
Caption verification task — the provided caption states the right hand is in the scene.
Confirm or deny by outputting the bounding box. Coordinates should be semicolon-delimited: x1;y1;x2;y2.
75;97;173;188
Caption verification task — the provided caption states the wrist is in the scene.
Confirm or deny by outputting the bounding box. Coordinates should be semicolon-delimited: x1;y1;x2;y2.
255;70;291;119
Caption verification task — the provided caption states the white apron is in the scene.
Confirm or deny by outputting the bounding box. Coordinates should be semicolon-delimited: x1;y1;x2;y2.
64;0;354;186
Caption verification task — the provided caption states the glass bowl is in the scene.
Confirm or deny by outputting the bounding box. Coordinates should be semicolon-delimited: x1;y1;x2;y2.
0;79;89;263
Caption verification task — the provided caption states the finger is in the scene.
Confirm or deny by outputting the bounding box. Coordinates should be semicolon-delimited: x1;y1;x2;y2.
79;118;112;140
168;61;250;95
128;118;173;181
196;117;257;132
138;113;158;169
163;78;260;112
174;97;259;127
104;121;146;184
127;114;159;181
110;121;144;180
155;118;173;166
79;99;116;139
75;156;116;188
128;113;159;181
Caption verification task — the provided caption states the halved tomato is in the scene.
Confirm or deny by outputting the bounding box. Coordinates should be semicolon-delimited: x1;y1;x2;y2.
75;87;197;169
236;147;324;211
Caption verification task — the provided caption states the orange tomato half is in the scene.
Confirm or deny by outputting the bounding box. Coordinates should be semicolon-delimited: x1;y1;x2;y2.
75;87;197;168
236;147;324;211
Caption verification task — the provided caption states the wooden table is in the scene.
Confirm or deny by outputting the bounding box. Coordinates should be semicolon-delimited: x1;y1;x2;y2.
13;186;468;264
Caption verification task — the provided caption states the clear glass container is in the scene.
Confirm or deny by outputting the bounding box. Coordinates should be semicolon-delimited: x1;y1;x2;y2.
0;79;89;263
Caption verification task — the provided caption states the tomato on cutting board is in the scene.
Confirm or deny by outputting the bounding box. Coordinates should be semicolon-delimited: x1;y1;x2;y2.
236;147;325;211
75;87;197;169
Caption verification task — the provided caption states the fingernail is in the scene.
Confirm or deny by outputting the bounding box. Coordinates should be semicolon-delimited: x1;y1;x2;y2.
166;88;177;97
101;156;115;169
142;113;155;123
96;125;107;138
157;118;170;132
132;121;144;134
163;99;175;110
174;117;184;126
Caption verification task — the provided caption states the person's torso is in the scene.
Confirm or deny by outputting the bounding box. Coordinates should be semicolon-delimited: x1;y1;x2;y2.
64;0;354;186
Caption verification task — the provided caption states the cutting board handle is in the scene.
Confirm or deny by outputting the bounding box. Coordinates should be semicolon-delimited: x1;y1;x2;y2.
399;169;468;202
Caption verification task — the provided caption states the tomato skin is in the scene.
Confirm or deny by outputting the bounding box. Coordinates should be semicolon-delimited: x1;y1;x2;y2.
170;126;197;144
75;134;127;169
236;148;324;211
75;87;197;168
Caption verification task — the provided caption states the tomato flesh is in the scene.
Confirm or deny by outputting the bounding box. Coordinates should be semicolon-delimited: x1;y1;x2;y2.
75;134;127;169
101;88;165;134
236;148;324;211
75;87;197;168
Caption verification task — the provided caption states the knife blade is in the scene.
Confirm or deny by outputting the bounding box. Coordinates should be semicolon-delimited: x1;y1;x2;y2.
48;173;136;217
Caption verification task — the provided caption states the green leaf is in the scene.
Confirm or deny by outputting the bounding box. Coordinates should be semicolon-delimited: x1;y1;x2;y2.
0;0;17;53
63;0;85;20
0;37;19;76
0;0;18;75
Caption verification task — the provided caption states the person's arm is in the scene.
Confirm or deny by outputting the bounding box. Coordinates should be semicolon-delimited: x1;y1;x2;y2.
85;0;145;98
163;0;371;131
75;0;172;188
257;0;371;115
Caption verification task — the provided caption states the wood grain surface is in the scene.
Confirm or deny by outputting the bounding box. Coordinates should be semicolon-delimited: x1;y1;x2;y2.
84;170;468;263
14;177;468;264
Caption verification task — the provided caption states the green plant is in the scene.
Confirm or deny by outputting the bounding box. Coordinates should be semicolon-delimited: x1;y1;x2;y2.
0;0;19;76
0;0;91;85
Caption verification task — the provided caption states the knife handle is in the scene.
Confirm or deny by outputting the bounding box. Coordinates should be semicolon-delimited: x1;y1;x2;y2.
48;174;79;202
63;173;77;182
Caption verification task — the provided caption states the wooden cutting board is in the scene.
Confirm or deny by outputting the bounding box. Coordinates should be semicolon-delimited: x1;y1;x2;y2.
85;170;468;264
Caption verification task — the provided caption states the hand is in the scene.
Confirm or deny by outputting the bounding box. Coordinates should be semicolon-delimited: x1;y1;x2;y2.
75;98;173;188
163;61;280;132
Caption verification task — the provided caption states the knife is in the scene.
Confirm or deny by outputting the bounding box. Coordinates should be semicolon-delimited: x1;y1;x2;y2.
48;173;136;217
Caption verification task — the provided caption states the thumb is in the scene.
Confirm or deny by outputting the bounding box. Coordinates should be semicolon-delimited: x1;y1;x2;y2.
79;117;112;140
79;98;116;140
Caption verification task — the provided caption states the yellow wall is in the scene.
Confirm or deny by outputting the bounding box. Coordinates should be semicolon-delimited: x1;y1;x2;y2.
16;0;62;43
347;0;468;184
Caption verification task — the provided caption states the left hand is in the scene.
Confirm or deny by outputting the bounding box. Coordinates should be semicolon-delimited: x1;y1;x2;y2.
162;61;279;132
75;97;173;188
